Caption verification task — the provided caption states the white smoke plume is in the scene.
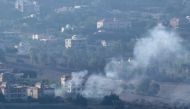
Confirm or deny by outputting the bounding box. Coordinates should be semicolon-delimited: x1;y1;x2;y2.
132;24;186;69
82;74;124;98
55;71;88;97
59;24;190;103
69;70;88;88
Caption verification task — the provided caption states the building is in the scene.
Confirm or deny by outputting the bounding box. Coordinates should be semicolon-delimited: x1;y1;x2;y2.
0;82;6;95
27;87;39;99
170;17;180;29
100;40;108;47
0;71;37;85
15;0;24;12
65;35;87;49
4;85;39;101
97;19;104;29
4;85;28;101
0;73;15;83
35;82;55;98
60;75;83;95
65;35;111;51
97;18;131;30
60;75;72;93
41;87;55;98
60;75;71;86
87;40;108;48
35;82;42;89
15;0;40;16
32;34;52;42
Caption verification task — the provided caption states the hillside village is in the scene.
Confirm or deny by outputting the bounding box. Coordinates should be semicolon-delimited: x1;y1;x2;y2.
1;0;190;109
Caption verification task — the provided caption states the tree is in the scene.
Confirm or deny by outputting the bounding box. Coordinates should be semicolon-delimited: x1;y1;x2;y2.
27;96;37;102
0;93;5;102
101;94;125;109
136;78;160;96
71;94;88;106
148;82;160;96
136;78;151;95
38;96;55;104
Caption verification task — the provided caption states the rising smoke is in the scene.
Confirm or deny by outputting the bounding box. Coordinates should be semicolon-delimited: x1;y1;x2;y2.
132;24;186;69
59;24;190;102
82;74;124;98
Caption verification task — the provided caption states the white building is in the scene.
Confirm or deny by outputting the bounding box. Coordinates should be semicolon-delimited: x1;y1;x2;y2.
65;35;87;49
27;87;39;99
35;82;42;89
97;19;104;29
60;75;72;93
101;40;108;47
0;82;6;95
31;34;51;42
60;75;83;95
15;0;40;16
15;0;24;12
60;75;71;86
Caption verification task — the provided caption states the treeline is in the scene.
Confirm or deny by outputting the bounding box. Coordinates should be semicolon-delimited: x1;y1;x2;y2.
0;93;189;109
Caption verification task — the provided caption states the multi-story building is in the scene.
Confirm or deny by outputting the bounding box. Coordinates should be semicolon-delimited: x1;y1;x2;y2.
15;0;40;16
4;85;28;101
65;35;109;53
65;35;87;49
4;83;41;101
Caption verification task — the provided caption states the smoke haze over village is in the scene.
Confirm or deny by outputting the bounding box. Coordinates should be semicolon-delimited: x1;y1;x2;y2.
1;0;190;109
56;24;190;104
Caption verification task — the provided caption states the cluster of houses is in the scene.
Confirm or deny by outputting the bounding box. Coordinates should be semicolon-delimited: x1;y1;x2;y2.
0;63;83;102
0;67;55;102
0;73;55;102
15;0;40;17
64;35;109;50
